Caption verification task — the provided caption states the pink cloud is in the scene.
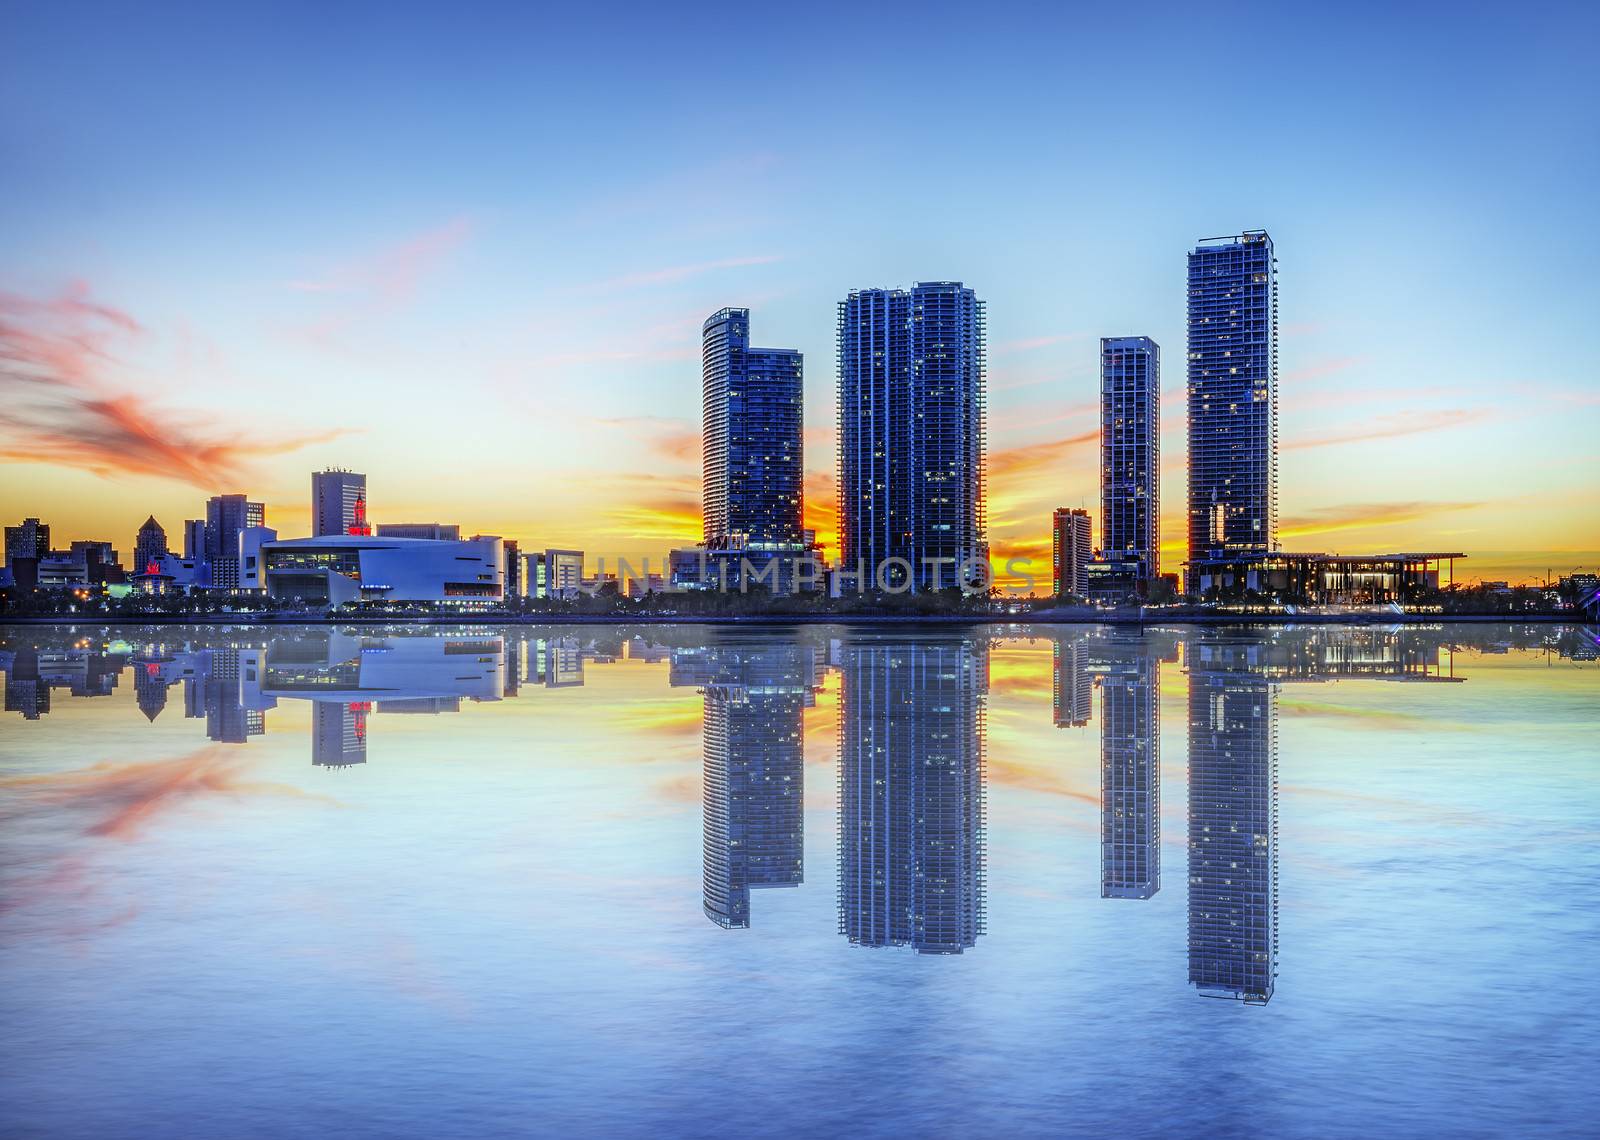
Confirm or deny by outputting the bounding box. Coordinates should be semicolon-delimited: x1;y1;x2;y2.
594;254;782;290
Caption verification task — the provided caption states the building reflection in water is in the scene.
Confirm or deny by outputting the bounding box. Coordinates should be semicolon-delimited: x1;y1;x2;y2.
1092;632;1172;901
1185;636;1279;1004
670;636;818;928
1052;633;1093;728
836;638;989;954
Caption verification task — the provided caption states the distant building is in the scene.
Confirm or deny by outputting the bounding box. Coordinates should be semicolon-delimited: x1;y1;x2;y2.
184;519;206;560
205;495;264;590
502;539;522;600
133;515;168;574
312;469;367;537
838;282;988;592
375;523;460;541
1052;508;1092;598
1188;231;1277;580
529;549;583;599
1101;336;1161;582
1187;551;1464;603
256;534;503;607
70;540;120;585
312;702;368;768
5;518;49;566
36;551;89;589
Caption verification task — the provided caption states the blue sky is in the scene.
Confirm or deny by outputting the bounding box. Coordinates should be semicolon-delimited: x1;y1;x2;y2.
2;1;1597;579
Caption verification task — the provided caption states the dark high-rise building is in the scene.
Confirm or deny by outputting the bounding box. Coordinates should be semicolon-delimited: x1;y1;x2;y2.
502;539;522;601
838;639;987;953
184;519;206;561
1187;644;1277;1003
673;638;814;928
134;516;168;574
1100;646;1160;899
5;517;49;565
205;495;264;589
1187;231;1278;574
838;282;987;592
1052;507;1091;598
701;308;804;549
313;469;367;537
1101;336;1161;581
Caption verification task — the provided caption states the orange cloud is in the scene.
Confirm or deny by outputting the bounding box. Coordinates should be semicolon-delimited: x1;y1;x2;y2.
0;284;343;485
1279;500;1483;542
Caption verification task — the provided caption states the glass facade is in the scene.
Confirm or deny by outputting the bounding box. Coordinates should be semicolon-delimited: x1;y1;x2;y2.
1101;336;1160;580
1187;232;1277;570
1100;648;1160;900
837;282;987;591
701;308;803;549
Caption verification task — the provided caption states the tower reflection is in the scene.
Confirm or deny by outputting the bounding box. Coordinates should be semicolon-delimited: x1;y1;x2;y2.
1094;632;1169;901
670;635;818;928
836;638;989;954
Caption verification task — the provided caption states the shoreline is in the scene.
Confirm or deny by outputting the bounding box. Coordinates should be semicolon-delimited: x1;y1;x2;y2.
0;611;1585;628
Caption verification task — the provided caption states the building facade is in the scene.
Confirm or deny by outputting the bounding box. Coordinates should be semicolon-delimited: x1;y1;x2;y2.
5;518;49;565
838;282;987;592
254;534;503;607
205;495;265;590
312;469;368;537
133;515;168;574
183;519;206;561
1052;508;1092;598
1187;231;1277;577
1101;336;1161;581
375;523;459;541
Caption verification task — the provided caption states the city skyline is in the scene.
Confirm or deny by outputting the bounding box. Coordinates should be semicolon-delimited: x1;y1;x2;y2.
2;7;1597;584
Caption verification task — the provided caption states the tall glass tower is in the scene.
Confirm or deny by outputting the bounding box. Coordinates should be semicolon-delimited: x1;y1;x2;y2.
701;308;803;550
1186;232;1277;570
1099;642;1161;899
837;282;987;591
837;639;987;953
1100;336;1160;580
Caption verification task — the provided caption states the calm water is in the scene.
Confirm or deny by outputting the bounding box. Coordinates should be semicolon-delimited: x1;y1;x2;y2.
1;622;1596;1138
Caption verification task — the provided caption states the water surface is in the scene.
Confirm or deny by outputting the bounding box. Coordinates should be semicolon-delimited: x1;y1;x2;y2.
2;623;1597;1137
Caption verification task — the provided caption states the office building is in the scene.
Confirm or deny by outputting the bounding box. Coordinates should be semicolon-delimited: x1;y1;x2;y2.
184;519;206;560
502;539;522;600
838;640;988;953
5;518;49;565
529;549;584;599
1187;231;1277;580
838;282;988;592
133;516;167;574
312;468;368;537
1052;508;1092;598
1101;336;1161;581
205;495;265;590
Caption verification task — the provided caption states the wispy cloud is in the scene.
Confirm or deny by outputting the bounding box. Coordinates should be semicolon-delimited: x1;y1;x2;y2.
292;216;474;344
1284;409;1489;451
992;333;1088;356
594;255;782;291
1283;355;1364;384
0;283;342;484
1279;500;1483;541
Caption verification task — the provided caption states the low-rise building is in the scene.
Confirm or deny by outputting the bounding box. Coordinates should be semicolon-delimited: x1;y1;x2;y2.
254;534;504;607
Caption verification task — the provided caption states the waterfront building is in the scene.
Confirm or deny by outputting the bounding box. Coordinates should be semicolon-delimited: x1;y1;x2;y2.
1052;508;1092;598
1187;231;1277;581
838;640;988;953
134;515;168;574
1101;336;1161;582
205;495;265;590
4;517;49;565
312;469;368;537
838;282;988;592
529;549;584;600
253;533;503;607
502;539;522;600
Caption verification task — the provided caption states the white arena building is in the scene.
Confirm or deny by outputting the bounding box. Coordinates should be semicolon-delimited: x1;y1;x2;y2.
249;533;504;607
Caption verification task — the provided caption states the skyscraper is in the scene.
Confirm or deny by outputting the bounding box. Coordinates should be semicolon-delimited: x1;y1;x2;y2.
701;308;804;550
838;639;987;953
133;516;168;574
183;519;206;561
4;517;49;565
205;495;264;589
1187;641;1277;1003
1187;231;1277;574
1052;507;1091;598
313;469;368;537
1101;336;1161;580
838;282;987;592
